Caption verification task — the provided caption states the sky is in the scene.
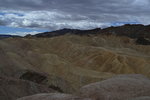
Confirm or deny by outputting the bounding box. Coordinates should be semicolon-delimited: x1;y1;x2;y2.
0;0;150;36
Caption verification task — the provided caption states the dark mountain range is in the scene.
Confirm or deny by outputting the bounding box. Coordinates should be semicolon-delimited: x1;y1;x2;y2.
33;28;102;38
30;24;150;45
100;24;150;39
0;34;21;38
33;24;150;39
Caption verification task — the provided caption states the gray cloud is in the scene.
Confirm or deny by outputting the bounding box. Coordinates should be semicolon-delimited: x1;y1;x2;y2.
0;0;150;30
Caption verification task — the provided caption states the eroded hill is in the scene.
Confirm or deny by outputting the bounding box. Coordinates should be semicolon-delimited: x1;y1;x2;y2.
0;34;150;93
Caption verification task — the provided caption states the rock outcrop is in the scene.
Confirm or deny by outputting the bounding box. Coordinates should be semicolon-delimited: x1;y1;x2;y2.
16;93;92;100
128;96;150;100
79;74;150;100
136;37;150;45
19;70;48;84
0;76;55;100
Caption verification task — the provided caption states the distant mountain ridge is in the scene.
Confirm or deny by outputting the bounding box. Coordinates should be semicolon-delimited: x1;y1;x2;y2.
0;34;21;38
33;28;101;37
100;24;150;38
33;24;150;39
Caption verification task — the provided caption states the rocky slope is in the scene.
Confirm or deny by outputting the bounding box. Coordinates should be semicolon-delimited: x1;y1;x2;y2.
16;74;150;100
16;93;92;100
0;34;149;94
0;76;55;100
79;74;150;100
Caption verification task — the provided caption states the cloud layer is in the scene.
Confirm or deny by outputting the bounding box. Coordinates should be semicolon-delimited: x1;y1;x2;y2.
0;0;150;30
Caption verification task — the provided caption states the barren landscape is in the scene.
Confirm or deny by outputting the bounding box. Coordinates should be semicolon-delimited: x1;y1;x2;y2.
0;25;150;100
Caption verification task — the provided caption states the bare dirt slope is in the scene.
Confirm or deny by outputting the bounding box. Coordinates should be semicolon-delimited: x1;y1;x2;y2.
0;76;54;100
0;35;149;93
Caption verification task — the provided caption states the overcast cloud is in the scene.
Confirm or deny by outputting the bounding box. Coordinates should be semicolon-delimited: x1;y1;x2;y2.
0;0;150;31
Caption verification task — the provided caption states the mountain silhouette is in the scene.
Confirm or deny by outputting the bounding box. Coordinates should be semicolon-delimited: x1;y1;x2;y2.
30;24;150;45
